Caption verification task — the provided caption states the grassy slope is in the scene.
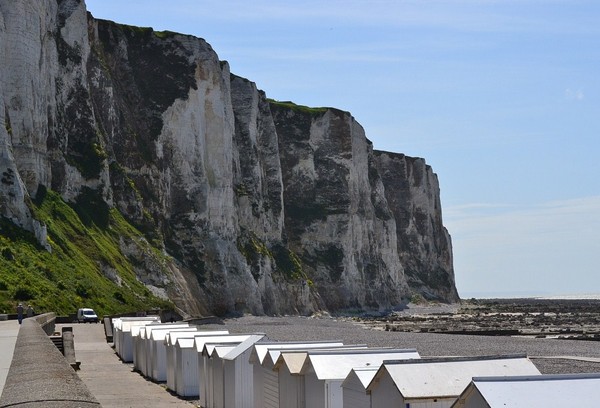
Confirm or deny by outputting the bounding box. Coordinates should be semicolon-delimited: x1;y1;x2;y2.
0;189;172;316
267;99;328;116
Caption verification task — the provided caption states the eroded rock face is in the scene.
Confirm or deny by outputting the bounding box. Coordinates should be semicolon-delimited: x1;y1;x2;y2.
271;104;410;310
0;0;459;315
374;152;459;302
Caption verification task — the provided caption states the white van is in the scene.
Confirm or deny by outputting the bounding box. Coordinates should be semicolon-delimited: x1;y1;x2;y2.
77;308;99;323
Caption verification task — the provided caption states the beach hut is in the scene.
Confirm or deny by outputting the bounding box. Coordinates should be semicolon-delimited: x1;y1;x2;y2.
249;341;346;408
194;334;265;407
174;336;206;397
132;324;154;372
133;325;148;373
203;335;266;408
112;318;123;352
275;348;420;408
112;317;127;351
367;355;541;408
451;373;600;408
113;316;160;362
164;330;229;394
205;344;240;408
112;316;159;361
134;323;190;376
147;326;197;381
165;330;200;391
341;367;378;408
259;345;370;408
140;324;197;381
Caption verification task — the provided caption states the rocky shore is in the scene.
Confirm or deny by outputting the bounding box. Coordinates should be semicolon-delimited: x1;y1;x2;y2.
365;298;600;340
201;299;600;375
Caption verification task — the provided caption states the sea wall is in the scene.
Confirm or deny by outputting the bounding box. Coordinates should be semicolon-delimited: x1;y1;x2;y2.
0;314;100;408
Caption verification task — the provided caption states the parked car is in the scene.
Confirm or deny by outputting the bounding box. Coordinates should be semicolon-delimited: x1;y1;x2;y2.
77;308;99;323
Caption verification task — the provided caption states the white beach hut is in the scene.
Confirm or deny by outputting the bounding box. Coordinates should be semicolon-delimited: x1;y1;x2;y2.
149;327;198;382
367;355;541;408
258;345;370;408
135;323;190;376
205;344;239;408
194;334;265;407
451;373;600;408
112;318;124;357
174;336;204;396
203;335;266;408
143;326;195;379
133;325;148;372
249;341;346;408
112;317;157;361
164;330;229;395
113;316;160;362
275;348;421;408
341;366;378;408
165;330;200;391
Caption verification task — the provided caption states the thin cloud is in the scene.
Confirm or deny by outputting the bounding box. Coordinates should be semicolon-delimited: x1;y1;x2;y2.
565;88;585;100
447;196;600;243
220;46;414;64
447;196;600;295
445;202;514;216
85;0;600;38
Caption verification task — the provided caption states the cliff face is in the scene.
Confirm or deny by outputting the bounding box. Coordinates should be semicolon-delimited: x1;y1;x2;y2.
0;0;459;316
270;104;409;310
374;152;458;301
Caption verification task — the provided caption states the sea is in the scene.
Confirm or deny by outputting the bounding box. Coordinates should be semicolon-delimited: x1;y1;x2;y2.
460;291;600;300
538;294;600;300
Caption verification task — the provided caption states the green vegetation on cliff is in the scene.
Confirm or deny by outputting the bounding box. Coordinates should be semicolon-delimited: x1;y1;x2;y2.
268;99;328;116
0;188;172;316
237;229;314;286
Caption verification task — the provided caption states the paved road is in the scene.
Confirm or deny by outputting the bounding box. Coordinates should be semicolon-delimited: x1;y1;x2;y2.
0;319;19;398
65;323;196;407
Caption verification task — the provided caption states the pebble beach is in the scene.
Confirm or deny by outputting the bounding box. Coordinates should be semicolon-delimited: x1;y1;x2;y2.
202;314;600;375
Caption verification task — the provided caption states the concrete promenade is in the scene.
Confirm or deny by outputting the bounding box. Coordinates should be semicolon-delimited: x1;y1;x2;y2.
66;323;195;407
1;315;99;407
0;319;19;397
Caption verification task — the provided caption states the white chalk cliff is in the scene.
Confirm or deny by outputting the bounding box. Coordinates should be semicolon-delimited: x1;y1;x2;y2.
0;0;458;316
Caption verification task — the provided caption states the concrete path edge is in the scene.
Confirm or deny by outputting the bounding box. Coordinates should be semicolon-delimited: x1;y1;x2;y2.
0;315;100;408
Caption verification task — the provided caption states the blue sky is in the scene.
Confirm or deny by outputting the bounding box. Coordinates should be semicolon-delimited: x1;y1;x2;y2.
85;0;600;298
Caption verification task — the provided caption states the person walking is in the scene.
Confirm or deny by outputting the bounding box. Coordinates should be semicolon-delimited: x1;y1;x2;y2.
26;304;34;318
16;303;24;324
